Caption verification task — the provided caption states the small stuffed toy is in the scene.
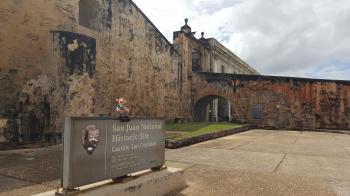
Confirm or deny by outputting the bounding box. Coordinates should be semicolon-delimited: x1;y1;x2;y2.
114;98;130;122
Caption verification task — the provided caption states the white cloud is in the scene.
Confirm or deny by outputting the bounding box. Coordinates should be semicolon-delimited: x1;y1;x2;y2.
133;0;350;80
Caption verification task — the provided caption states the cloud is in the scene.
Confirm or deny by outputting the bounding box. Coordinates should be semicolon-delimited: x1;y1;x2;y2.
132;0;350;80
306;60;350;80
194;0;242;15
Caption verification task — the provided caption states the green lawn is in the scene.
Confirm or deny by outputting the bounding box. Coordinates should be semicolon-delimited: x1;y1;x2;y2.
165;122;243;141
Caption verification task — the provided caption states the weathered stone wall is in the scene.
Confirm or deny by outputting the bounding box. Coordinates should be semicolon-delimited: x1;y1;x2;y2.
0;0;190;142
193;73;350;130
208;38;259;75
0;119;6;142
174;30;259;75
1;0;349;143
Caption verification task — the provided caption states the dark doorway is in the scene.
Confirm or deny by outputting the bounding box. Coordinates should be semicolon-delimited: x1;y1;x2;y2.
194;95;231;122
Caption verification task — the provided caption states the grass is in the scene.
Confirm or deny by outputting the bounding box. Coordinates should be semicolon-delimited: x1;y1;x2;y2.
165;122;243;141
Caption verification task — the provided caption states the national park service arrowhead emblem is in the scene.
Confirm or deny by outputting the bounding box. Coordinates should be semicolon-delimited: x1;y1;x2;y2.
82;125;99;155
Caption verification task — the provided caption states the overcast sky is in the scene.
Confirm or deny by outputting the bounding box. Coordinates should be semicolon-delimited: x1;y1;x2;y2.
133;0;350;80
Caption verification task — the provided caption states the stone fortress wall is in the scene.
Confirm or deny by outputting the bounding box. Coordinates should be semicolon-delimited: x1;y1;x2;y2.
0;0;193;142
0;0;349;143
193;73;350;130
172;22;260;122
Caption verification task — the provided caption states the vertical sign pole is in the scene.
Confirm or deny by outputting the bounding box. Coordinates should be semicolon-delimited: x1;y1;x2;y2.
105;124;108;176
62;117;72;194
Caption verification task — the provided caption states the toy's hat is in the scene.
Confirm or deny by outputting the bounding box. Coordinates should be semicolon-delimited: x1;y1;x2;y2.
116;98;126;103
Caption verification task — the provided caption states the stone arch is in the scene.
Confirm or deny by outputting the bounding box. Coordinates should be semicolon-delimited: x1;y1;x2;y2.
79;0;101;31
193;95;231;122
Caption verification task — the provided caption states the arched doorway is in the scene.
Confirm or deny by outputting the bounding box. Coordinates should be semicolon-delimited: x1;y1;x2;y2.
194;95;231;122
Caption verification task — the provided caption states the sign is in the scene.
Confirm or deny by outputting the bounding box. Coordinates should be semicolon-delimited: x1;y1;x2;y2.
62;117;165;190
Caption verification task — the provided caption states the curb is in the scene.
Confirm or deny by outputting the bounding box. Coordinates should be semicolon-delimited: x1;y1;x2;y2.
165;125;256;149
258;127;350;135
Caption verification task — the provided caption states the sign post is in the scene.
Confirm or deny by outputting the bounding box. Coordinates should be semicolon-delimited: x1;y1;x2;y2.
60;117;165;194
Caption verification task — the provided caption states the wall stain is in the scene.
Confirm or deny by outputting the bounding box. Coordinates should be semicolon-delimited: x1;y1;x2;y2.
54;31;96;78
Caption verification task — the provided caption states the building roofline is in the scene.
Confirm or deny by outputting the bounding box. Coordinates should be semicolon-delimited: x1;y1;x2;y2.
206;38;259;74
129;0;176;51
196;72;350;85
192;36;211;50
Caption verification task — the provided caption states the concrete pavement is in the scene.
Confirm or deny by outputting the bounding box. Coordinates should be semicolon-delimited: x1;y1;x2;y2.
0;146;62;196
1;129;350;195
166;129;350;196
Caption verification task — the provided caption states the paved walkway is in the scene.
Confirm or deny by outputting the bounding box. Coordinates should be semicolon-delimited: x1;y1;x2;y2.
166;129;350;196
0;129;350;195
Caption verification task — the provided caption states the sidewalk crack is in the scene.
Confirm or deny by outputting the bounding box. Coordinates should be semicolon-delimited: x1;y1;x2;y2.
344;148;350;158
273;154;287;173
